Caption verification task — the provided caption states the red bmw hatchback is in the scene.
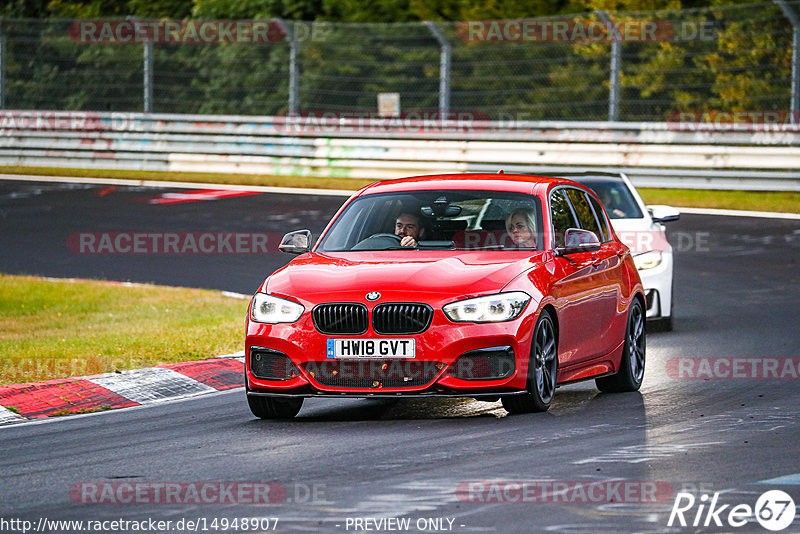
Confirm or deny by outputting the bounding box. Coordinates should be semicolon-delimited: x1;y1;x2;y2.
245;174;646;419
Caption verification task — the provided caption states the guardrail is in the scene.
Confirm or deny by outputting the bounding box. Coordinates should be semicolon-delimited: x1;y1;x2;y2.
1;111;799;191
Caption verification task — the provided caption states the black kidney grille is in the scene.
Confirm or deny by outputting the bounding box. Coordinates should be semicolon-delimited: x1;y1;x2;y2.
301;360;441;389
312;303;368;334
372;303;433;334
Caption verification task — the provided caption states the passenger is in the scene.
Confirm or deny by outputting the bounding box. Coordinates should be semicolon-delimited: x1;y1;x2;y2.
395;212;427;247
505;207;537;248
597;189;626;218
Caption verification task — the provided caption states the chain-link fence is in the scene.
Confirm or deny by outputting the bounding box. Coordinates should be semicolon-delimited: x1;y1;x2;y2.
0;1;798;121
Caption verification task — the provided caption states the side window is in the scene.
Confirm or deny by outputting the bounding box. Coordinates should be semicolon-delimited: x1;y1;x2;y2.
550;189;579;249
586;193;612;243
565;188;603;243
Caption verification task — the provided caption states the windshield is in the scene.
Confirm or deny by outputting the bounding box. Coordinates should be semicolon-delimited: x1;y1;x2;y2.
316;190;544;252
573;179;643;220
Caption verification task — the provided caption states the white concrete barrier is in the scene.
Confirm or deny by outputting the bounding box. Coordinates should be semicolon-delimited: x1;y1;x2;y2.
0;111;798;190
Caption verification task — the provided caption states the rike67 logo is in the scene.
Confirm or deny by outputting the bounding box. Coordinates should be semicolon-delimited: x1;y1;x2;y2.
668;490;796;531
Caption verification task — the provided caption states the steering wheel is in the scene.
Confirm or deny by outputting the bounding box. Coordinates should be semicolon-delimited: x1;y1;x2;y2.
352;233;403;250
369;233;402;242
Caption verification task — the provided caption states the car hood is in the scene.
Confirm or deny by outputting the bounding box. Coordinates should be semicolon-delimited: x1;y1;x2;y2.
264;251;547;301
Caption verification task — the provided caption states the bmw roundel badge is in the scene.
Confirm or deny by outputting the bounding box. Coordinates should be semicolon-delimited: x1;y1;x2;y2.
366;292;381;301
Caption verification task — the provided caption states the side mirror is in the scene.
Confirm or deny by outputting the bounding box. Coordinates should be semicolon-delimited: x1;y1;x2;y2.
278;230;312;255
555;228;601;256
648;205;681;223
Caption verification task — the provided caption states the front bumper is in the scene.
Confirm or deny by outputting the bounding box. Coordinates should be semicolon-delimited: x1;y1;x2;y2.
637;250;673;319
246;388;529;399
245;309;536;396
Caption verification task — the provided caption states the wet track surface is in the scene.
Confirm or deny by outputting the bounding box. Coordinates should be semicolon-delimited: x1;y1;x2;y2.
1;179;800;533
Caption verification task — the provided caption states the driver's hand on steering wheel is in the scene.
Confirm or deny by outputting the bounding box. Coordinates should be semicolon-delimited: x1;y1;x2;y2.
400;236;418;247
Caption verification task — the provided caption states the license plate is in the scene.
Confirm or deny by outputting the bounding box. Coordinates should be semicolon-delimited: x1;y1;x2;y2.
327;338;416;359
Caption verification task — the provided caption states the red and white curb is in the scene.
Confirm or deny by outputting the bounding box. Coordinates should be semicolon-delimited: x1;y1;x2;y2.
0;352;245;425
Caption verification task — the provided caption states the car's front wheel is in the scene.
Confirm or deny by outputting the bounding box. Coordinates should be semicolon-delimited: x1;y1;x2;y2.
502;310;557;414
596;297;646;393
247;394;303;419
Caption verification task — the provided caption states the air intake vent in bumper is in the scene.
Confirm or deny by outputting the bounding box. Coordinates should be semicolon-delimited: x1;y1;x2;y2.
301;360;442;388
250;347;298;380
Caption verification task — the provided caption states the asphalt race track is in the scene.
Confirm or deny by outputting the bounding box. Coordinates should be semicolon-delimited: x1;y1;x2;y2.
1;179;800;533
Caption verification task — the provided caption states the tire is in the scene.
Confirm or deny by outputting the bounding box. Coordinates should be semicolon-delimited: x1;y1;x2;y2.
596;298;646;393
502;310;557;414
247;394;303;419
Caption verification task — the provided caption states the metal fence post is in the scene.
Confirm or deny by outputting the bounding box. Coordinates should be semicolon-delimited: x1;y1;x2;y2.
129;17;153;113
596;11;621;122
776;0;799;123
424;22;451;116
277;19;299;115
143;40;153;113
0;24;6;110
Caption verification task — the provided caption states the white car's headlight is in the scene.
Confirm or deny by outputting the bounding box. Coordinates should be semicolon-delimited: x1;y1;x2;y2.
251;292;304;324
443;292;530;323
633;250;663;270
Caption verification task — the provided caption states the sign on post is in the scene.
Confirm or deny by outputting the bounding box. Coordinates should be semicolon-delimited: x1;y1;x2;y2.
378;93;400;117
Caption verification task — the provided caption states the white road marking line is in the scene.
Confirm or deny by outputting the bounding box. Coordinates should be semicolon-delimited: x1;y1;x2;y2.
754;473;800;485
676;207;800;220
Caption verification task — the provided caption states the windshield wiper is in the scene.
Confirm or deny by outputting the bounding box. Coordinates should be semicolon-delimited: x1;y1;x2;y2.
417;241;455;249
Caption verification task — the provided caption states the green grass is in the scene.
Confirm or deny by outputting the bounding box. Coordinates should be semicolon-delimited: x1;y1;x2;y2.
50;405;113;417
0;274;246;385
638;188;800;214
1;166;797;213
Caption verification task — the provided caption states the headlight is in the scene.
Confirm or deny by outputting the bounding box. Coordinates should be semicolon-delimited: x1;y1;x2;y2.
251;292;304;324
443;292;530;323
633;251;663;270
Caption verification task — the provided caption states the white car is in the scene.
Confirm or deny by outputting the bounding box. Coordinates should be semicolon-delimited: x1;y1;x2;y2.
564;172;680;331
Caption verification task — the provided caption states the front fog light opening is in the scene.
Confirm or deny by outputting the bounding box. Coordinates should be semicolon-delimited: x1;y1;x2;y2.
645;289;659;313
448;346;515;381
250;347;299;380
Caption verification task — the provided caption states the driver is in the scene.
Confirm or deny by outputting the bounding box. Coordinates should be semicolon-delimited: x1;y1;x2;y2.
395;212;426;247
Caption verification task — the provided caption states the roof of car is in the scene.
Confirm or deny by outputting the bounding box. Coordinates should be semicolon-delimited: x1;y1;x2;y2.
555;173;626;184
359;173;580;195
